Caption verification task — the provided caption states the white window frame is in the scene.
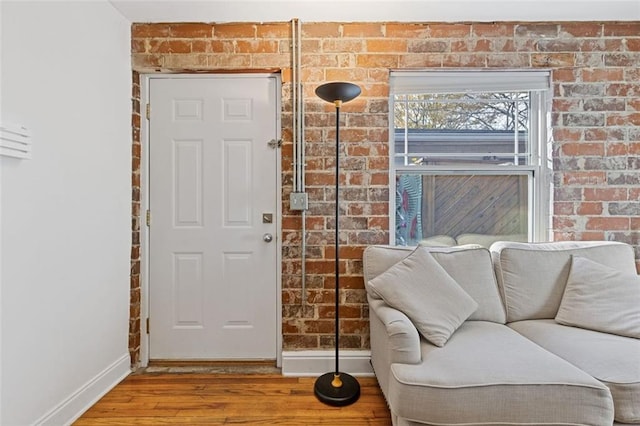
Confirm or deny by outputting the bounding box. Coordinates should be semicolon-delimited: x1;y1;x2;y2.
389;69;553;245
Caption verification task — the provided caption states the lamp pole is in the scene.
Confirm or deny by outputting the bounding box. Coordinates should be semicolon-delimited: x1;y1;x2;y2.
313;82;361;407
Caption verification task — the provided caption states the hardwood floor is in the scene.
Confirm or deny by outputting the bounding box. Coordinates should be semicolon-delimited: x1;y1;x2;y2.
75;372;392;425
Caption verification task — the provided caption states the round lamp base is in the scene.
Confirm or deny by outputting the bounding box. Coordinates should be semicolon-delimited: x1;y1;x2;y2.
314;372;360;407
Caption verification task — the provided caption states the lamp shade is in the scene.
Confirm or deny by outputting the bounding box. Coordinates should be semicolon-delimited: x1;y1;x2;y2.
315;82;361;104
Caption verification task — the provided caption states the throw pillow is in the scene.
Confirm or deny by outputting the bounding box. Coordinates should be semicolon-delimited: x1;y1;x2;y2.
555;256;640;339
367;246;478;347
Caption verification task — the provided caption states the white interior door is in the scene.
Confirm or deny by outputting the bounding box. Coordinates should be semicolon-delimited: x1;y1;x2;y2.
148;75;279;360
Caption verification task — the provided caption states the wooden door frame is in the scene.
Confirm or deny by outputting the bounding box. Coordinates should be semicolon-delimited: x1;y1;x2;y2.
138;72;283;367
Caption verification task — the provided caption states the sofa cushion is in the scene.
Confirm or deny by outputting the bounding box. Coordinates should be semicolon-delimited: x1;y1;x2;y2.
367;247;478;347
429;248;506;323
556;256;640;339
363;244;505;323
363;245;413;285
490;241;637;322
388;321;614;425
509;319;640;424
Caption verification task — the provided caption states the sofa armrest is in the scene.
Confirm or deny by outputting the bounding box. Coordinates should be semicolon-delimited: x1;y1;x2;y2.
369;297;421;365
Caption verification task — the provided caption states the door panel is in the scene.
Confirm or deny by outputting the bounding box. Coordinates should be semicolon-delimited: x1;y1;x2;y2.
148;76;278;360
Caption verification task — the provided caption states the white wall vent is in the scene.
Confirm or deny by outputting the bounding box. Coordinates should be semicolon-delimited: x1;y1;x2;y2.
0;123;32;159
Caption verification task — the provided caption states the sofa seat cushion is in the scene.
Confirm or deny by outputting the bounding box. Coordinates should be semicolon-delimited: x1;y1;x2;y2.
388;321;613;425
509;319;640;424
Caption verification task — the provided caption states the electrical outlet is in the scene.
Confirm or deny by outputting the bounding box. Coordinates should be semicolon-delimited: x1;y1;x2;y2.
290;192;308;211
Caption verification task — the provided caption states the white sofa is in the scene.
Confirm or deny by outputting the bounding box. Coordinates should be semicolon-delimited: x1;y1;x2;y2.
363;241;640;426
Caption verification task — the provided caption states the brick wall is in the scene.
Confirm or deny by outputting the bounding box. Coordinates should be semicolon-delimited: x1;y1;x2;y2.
130;21;640;362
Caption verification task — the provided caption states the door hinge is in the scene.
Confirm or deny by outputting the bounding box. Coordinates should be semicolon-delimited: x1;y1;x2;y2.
146;317;150;334
146;209;151;227
146;103;150;120
267;139;282;149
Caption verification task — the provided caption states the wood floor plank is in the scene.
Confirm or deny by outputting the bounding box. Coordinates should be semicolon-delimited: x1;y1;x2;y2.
75;373;391;425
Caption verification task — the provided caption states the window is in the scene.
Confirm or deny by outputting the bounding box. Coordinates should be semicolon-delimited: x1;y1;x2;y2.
390;70;552;246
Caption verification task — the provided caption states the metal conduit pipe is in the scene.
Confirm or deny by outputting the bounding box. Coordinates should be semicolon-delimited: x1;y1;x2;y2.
291;18;307;302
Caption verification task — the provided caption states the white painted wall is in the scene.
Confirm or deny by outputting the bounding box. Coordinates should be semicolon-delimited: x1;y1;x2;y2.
110;0;640;23
0;1;132;424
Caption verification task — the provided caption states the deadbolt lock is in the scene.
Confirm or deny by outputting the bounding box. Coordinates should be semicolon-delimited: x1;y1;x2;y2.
262;213;273;224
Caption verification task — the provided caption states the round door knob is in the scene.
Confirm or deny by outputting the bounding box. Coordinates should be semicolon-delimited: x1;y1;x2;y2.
263;233;273;243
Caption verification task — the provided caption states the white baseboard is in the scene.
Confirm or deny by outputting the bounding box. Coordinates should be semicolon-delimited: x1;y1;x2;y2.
281;350;373;377
36;353;131;426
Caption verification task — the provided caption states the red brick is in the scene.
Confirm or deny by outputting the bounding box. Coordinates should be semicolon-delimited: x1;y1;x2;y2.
366;39;407;53
256;23;289;38
606;143;629;156
368;217;388;230
169;23;213;38
284;335;318;349
302;22;341;38
131;24;170;38
325;68;367;82
577;202;603;215
584;188;628;202
563;172;606;186
486;53;530;67
585;217;629;231
607;113;640;126
553;99;580;113
515;24;559;38
235;40;279;54
385;23;429;38
429;24;471;38
560;142;604;156
554;216;576;230
305;319;339;337
472;23;514;37
532;53;575;68
149;40;191;54
356;54;399;68
580;231;606;241
303;54;350;68
443;54;487;67
627;39;640;52
552;68;578;82
324;246;364;260
370;173;388;186
282;216;302;230
343;23;384;38
607;83;640;97
340;319;369;334
554;202;575;215
560;23;603;37
131;39;146;53
603;23;640;37
213;23;255;38
322;39;364;53
399;53;444;68
583;68;624;82
305;259;337;275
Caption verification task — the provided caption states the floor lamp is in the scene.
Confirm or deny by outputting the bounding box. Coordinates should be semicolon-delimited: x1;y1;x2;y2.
314;81;362;407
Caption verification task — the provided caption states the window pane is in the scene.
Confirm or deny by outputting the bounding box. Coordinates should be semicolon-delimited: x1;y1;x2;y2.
395;174;528;246
394;92;530;166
